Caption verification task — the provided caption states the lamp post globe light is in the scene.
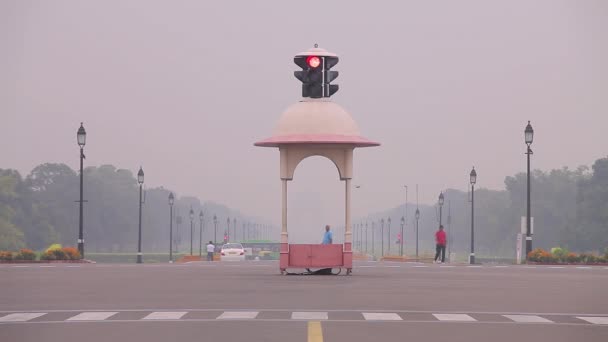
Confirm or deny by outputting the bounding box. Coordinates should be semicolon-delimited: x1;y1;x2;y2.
76;123;86;258
168;193;174;263
136;167;144;264
387;217;392;255
438;192;444;226
199;210;204;257
213;214;218;245
525;121;534;259
400;216;405;256
415;208;420;259
470;167;477;264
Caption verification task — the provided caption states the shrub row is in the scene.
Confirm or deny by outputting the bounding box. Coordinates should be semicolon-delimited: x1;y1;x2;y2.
0;249;37;261
0;247;81;261
41;247;81;260
527;248;608;264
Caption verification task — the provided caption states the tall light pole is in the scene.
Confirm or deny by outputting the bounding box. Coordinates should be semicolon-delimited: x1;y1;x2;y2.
400;216;405;256
438;192;444;226
415;208;420;259
242;222;246;241
387;217;392;255
403;185;408;256
136;167;144;264
470;167;477;264
168;193;174;263
76;123;86;258
371;221;375;256
189;208;194;255
525;121;534;259
226;217;230;243
233;218;237;242
213;214;218;245
199;210;204;257
365;221;368;253
380;218;385;257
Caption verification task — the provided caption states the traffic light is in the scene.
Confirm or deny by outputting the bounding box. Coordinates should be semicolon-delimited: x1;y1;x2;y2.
294;53;339;98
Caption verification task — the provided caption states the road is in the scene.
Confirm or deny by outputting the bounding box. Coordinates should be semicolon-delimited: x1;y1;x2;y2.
1;261;607;341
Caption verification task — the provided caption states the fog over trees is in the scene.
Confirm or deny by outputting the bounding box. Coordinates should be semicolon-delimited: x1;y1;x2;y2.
2;156;606;255
0;163;273;252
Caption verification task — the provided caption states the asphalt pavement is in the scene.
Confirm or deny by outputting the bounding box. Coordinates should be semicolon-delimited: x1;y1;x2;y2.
1;261;607;341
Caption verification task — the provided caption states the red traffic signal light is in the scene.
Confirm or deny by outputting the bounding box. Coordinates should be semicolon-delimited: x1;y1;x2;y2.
307;56;321;68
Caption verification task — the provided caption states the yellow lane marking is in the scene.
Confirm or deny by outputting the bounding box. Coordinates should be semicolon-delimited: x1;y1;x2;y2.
308;321;324;342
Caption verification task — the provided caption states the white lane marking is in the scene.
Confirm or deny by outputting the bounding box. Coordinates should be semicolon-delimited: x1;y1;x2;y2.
524;266;537;269
67;312;118;321
493;266;508;268
40;265;55;268
385;265;401;268
292;312;328;320
360;266;374;268
467;266;482;268
12;265;30;268
549;266;564;269
433;314;476;322
362;313;402;321
67;266;81;268
440;265;455;268
217;311;259;319
413;265;428;268
576;266;591;269
503;315;553;323
0;313;46;322
576;316;608;325
142;311;187;320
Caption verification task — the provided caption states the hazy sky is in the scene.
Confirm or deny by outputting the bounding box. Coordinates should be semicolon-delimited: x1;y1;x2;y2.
2;1;607;242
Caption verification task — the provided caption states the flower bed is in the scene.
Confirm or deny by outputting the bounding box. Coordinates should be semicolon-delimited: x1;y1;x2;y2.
0;246;89;263
527;248;608;265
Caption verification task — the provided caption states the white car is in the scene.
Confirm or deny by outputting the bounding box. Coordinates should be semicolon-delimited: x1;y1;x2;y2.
220;243;246;261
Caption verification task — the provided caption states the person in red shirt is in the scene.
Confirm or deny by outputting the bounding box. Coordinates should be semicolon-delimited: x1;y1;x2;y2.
434;225;447;263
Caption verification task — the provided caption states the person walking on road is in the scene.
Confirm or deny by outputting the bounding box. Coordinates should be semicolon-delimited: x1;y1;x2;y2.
434;225;447;263
206;241;215;261
322;225;333;244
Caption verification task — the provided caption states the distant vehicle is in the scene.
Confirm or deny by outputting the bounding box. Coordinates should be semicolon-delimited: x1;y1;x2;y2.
220;243;245;261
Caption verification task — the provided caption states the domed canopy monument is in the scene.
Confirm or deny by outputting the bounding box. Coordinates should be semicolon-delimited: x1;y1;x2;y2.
255;46;379;275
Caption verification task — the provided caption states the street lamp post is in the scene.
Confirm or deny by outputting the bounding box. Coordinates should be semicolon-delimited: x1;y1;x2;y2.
380;218;385;257
365;221;368;253
415;208;420;259
402;185;408;256
168;193;174;263
226;217;230;243
189;208;194;255
470;167;477;264
438;192;444;226
400;216;405;257
387;217;392;255
76;123;86;258
525;121;534;259
199;210;204;257
136;167;144;264
371;221;375;257
213;215;218;245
